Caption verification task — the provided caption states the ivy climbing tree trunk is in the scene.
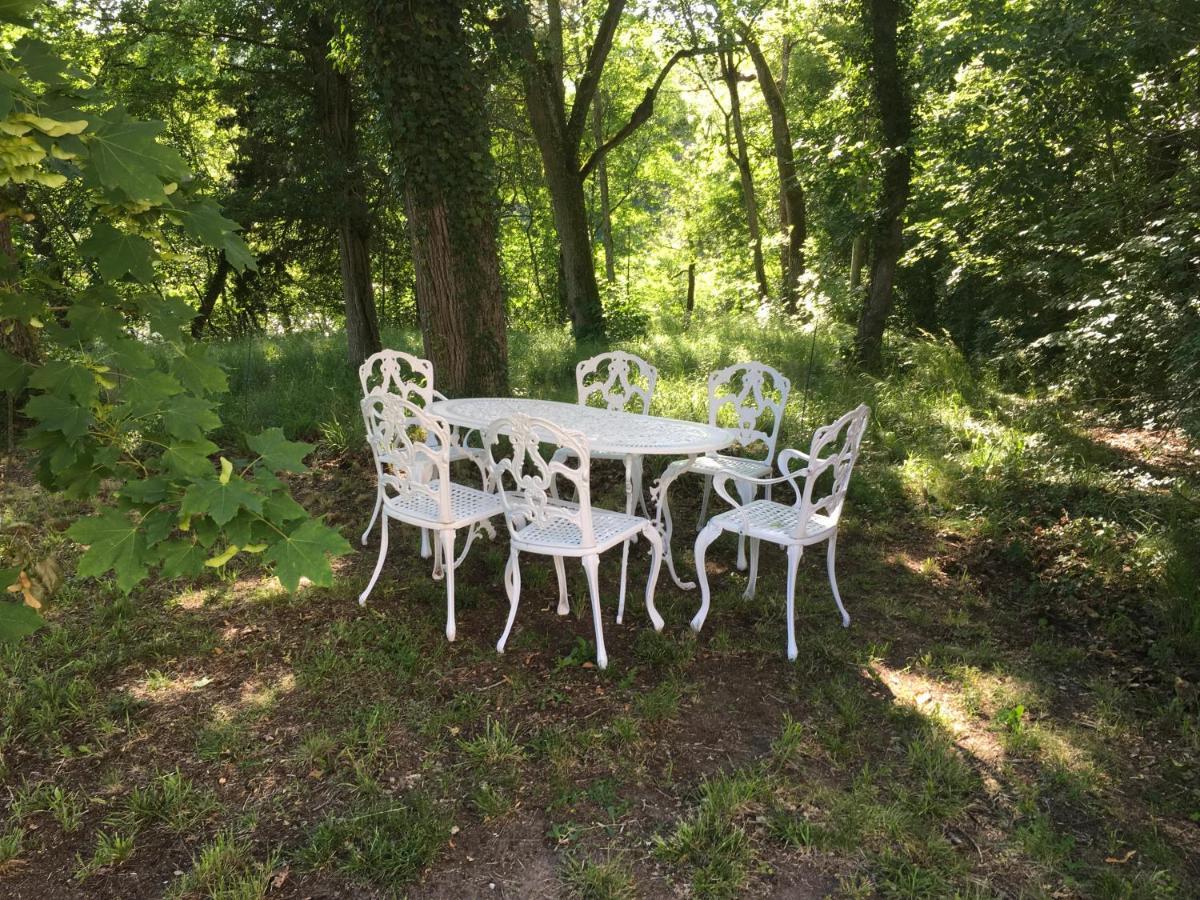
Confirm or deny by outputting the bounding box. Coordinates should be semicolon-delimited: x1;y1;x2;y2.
720;48;769;304
364;0;508;396
743;32;806;314
854;0;914;371
306;14;381;369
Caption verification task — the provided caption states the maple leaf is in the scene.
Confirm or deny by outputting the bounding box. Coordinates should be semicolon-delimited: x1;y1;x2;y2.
265;519;351;593
248;427;312;474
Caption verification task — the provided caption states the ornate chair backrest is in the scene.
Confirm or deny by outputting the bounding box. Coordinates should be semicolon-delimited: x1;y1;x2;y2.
791;404;870;538
484;415;596;548
576;351;658;414
358;349;435;404
706;361;792;461
360;394;454;525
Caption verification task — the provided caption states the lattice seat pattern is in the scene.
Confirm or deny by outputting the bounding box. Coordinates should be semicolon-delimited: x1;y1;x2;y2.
514;506;646;553
710;500;834;541
687;454;771;480
382;480;503;526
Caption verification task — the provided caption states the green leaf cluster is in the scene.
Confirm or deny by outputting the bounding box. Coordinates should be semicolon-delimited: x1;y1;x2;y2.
0;2;351;621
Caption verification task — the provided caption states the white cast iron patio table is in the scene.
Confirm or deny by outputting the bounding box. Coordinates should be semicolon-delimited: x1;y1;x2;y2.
429;397;732;590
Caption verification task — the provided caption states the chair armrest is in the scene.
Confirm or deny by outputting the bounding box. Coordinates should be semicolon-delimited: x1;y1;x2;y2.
709;463;808;520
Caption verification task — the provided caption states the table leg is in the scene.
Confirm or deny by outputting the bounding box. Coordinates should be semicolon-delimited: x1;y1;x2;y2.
649;456;698;591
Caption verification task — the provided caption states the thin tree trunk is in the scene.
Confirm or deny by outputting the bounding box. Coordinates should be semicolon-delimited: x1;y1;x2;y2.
0;214;37;454
744;33;806;313
306;15;381;369
544;147;606;342
684;261;696;325
593;91;617;283
850;232;867;289
855;0;914;371
721;49;769;303
192;251;232;338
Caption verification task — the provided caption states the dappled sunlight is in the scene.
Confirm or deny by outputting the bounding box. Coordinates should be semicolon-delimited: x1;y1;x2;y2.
127;669;213;704
869;660;1006;776
238;672;296;713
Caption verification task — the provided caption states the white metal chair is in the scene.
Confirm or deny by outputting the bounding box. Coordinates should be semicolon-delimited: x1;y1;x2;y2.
484;414;665;670
692;404;870;660
575;351;659;518
358;394;503;642
674;361;792;571
358;349;478;554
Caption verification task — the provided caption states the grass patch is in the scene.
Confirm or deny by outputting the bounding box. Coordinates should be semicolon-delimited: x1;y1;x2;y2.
107;770;219;834
166;830;278;900
655;770;771;898
561;851;636;900
298;793;448;887
75;831;135;881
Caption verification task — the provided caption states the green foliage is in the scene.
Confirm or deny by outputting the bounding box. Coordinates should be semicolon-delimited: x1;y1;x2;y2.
0;3;349;617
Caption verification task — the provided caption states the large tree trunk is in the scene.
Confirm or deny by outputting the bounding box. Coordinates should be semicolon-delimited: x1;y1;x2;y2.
721;49;769;304
593;92;617;283
854;0;914;371
405;192;508;396
306;15;381;369
744;34;806;314
365;0;508;396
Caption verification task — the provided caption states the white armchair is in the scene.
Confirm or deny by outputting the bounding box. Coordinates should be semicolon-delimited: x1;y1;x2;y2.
692;404;870;660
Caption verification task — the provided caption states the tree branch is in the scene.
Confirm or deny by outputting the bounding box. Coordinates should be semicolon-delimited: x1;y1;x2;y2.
565;0;627;152
580;45;721;179
86;12;303;54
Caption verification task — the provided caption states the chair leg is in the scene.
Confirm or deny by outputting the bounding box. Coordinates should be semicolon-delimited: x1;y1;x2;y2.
696;474;712;528
419;461;435;561
734;478;754;571
632;457;650;519
785;544;802;661
358;515;389;606
431;529;443;579
497;548;521;654
361;492;381;546
581;554;608;670
642;525;665;632
440;530;457;641
827;532;850;627
553;556;569;615
617;539;630;625
691;522;721;631
744;537;760;600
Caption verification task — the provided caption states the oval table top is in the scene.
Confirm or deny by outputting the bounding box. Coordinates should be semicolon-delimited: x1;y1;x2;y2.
429;397;731;457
